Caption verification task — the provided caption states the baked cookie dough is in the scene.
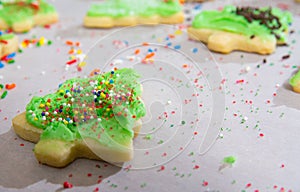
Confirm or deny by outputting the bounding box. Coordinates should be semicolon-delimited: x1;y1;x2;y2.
290;70;300;93
12;68;146;167
0;31;18;57
187;6;292;54
84;0;184;28
0;0;58;33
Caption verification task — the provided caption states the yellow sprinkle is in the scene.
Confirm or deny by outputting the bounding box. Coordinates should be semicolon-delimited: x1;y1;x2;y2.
97;86;102;89
70;55;76;60
89;107;93;111
80;115;84;119
74;111;78;114
63;120;68;124
46;102;51;106
175;29;183;35
100;92;106;98
156;37;163;43
106;108;111;112
77;49;82;54
34;117;38;121
78;62;86;67
21;42;27;48
39;104;45;108
105;81;109;85
39;37;45;45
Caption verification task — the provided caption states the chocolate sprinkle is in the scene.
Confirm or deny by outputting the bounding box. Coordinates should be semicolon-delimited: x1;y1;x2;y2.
282;54;290;60
236;7;282;39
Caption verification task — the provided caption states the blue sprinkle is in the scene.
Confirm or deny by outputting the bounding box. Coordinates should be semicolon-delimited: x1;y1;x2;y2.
59;109;63;113
7;52;16;59
192;48;198;53
148;48;153;52
194;4;202;10
174;45;181;50
111;71;114;74
124;41;129;46
0;31;3;36
167;42;172;46
109;79;114;84
165;37;170;41
0;62;4;69
66;117;71;121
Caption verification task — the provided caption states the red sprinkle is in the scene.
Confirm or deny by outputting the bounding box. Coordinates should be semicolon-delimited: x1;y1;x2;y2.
193;165;200;169
246;183;252;188
63;181;73;189
236;79;244;84
0;40;8;44
66;59;77;65
87;173;92;177
202;181;208;187
5;83;16;90
20;143;24;146
159;165;165;171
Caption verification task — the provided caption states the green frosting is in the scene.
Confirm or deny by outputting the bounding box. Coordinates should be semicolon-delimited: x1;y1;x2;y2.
0;32;14;40
0;0;56;26
87;0;182;18
191;6;292;42
289;70;300;87
26;68;146;147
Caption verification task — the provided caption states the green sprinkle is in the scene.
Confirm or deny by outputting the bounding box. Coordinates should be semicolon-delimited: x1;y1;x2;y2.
144;134;152;140
47;40;52;45
36;42;41;47
18;49;23;53
140;183;147;188
1;90;8;99
8;60;15;64
0;84;3;89
181;120;185;125
223;156;236;165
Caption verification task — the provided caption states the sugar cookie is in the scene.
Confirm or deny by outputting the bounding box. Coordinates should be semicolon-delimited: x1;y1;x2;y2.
0;31;18;57
0;0;58;33
84;0;184;28
290;70;300;93
13;68;146;167
187;6;292;54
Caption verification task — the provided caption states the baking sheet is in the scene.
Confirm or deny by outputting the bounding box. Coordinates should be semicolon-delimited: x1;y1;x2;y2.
0;0;300;191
